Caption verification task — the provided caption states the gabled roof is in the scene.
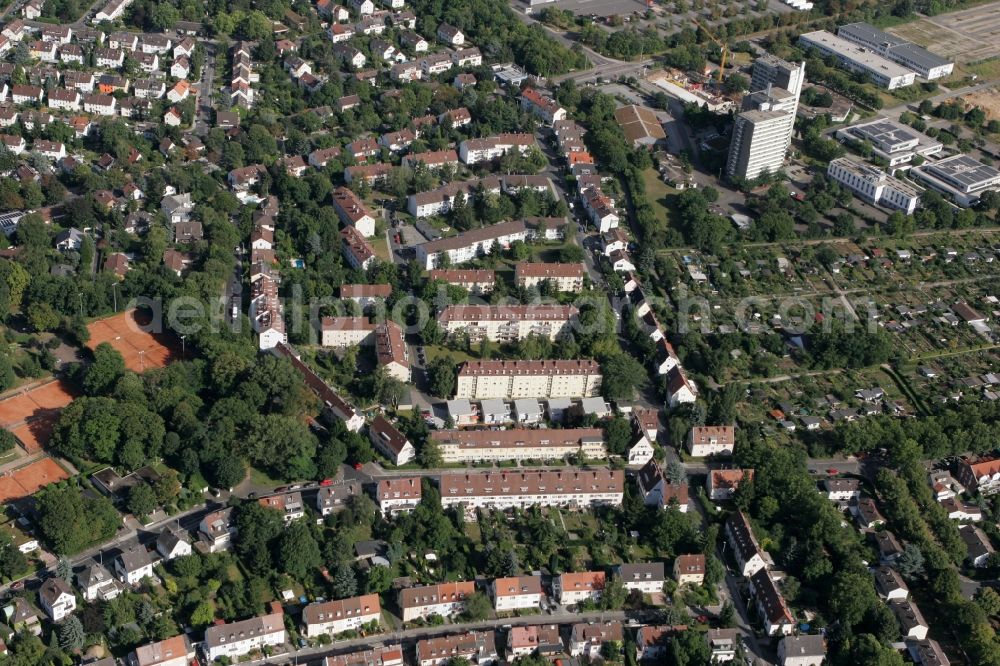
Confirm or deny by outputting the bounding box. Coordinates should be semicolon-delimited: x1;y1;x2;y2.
118;544;152;572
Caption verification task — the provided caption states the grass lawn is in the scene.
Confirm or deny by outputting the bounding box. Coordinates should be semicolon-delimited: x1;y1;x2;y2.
966;58;1000;80
371;235;391;262
464;521;482;544
424;345;477;365
249;467;287;489
639;168;678;228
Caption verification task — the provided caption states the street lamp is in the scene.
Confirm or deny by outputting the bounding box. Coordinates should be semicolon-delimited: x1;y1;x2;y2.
180;334;187;357
77;292;83;317
111;282;119;313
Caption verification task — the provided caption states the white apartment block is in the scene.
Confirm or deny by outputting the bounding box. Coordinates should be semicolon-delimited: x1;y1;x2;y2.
827;158;921;215
436;305;577;343
431;428;606;464
834;117;943;167
910;153;1000;207
375;477;422;516
458;133;535;164
491;576;543;611
554;571;605;605
726;511;769;578
416;632;497;666
427;269;495;294
399;581;475;623
438;469;624;520
687;425;736;457
320;317;376;347
838;22;953;80
132;636;194;666
302;595;381;638
324;645;404;666
203;610;286;661
407;176;502;219
798;31;916;89
615;562;665;594
413;215;516;264
455;359;602;399
727;108;796;182
515;262;585;292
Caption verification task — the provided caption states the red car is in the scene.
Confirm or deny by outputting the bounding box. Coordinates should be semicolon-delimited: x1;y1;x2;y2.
826;468;839;475
354;462;363;470
319;478;334;487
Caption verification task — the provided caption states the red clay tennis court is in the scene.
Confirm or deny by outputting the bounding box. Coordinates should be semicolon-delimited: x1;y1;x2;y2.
0;457;70;502
87;310;178;373
0;380;77;452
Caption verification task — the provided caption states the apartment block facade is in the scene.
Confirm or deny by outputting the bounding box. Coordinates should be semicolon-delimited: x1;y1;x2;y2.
454;359;602;400
430;428;606;464
437;305;577;343
438;469;624;519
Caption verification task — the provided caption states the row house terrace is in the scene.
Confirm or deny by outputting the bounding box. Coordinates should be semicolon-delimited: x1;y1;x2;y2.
437;469;624;519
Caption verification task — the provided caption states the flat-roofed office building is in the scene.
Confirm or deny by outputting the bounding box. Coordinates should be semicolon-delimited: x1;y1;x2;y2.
798;30;916;89
835;117;943;166
837;22;954;80
910;154;1000;207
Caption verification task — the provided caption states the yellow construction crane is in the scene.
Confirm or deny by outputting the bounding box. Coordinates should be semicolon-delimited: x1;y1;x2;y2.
692;18;728;85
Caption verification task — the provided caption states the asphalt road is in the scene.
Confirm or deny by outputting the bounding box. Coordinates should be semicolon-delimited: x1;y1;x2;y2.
194;43;217;136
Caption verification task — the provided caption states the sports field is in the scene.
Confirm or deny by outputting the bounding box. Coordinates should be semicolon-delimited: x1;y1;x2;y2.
0;458;70;502
86;310;177;372
0;380;76;452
